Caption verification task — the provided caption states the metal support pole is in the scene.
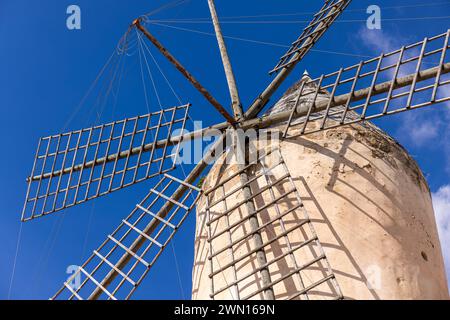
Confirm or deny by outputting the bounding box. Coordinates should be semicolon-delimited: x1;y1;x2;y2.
207;0;243;121
133;19;236;125
234;132;275;300
244;3;347;120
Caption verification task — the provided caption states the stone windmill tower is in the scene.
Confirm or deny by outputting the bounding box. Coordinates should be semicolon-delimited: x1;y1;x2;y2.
192;72;449;300
20;0;449;300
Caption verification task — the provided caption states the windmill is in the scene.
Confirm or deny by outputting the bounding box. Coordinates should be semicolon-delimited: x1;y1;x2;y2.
20;0;450;300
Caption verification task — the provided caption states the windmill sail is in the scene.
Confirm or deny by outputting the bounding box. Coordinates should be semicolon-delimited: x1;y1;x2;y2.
201;148;342;300
280;30;450;138
269;0;351;75
22;104;190;222
52;173;201;300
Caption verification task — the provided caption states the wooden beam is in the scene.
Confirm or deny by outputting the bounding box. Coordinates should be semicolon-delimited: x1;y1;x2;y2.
134;19;236;125
207;0;243;121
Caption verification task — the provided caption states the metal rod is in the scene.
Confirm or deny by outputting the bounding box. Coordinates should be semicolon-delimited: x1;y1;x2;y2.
145;111;164;179
301;74;324;134
41;134;62;212
150;188;189;210
283;80;306;138
158;107;177;173
205;196;215;300
132;113;152;183
92;250;136;286
406;38;428;109
164;173;201;192
220;184;240;299
320;67;343;128
63;282;84;300
207;0;243;121
80;267;117;300
136;204;176;229
50;133;73;214
361;54;383;119
133;19;236;125
383;47;405;114
432;30;450;101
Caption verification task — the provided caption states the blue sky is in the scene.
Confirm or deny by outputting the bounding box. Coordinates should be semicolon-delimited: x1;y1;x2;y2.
1;0;449;299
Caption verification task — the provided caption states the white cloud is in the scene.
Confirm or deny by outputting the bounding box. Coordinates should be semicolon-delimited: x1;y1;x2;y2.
432;186;450;289
397;112;441;147
356;27;450;148
408;120;439;146
357;28;399;53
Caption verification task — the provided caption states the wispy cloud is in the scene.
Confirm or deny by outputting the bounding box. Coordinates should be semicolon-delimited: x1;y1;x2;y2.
397;111;441;147
432;186;450;289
